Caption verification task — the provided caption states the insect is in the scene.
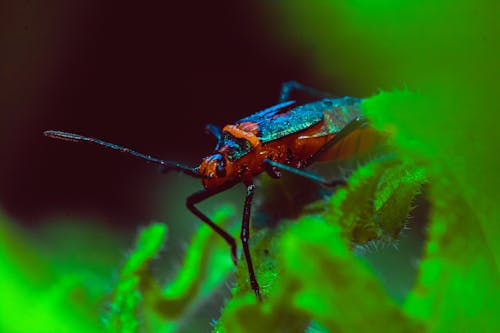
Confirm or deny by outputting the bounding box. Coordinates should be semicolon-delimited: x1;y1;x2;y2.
44;81;382;301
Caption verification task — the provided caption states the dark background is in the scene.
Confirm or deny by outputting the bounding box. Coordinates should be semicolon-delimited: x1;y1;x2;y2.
0;1;341;227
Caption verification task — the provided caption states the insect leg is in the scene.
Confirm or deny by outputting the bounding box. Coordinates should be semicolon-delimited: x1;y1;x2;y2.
279;81;337;103
205;124;222;141
263;159;346;188
186;179;240;265
241;181;261;300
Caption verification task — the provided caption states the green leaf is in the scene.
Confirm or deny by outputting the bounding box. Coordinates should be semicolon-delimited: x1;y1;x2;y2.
104;223;168;333
323;156;425;245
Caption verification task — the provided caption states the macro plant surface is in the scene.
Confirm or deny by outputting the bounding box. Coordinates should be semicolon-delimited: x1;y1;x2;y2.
1;0;498;332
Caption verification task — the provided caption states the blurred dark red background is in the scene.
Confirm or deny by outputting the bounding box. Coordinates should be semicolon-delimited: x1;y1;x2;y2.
0;1;339;226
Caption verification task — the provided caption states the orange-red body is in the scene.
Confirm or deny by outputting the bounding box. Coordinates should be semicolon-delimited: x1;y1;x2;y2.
199;98;383;190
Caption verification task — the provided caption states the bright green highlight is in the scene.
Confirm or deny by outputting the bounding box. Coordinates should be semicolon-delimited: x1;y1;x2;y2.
0;214;111;333
324;156;425;244
279;219;420;333
105;223;167;333
121;223;167;276
404;180;499;332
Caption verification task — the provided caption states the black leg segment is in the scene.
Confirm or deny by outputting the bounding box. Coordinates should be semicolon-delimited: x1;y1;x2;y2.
279;81;337;103
241;180;261;300
263;159;346;188
186;180;240;265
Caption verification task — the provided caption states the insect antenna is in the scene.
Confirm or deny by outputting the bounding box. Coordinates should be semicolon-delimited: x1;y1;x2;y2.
43;130;201;178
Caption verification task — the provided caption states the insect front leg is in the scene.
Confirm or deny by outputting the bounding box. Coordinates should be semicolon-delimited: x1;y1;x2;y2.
186;181;239;265
279;81;337;103
205;124;222;141
241;180;261;300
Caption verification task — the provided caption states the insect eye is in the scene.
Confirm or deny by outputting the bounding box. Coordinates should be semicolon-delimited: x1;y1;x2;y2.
226;151;236;162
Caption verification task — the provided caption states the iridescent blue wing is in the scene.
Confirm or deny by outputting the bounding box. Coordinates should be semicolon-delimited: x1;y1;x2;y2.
237;97;362;143
236;100;296;125
255;103;324;142
300;97;364;139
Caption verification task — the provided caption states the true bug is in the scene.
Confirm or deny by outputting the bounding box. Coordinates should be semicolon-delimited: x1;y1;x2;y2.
44;81;383;300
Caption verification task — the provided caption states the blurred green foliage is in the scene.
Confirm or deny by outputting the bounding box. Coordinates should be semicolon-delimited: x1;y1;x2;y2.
104;223;168;333
0;215;120;333
1;0;498;332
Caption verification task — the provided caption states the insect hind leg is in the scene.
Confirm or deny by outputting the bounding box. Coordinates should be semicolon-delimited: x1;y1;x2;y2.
263;159;346;188
279;81;337;103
